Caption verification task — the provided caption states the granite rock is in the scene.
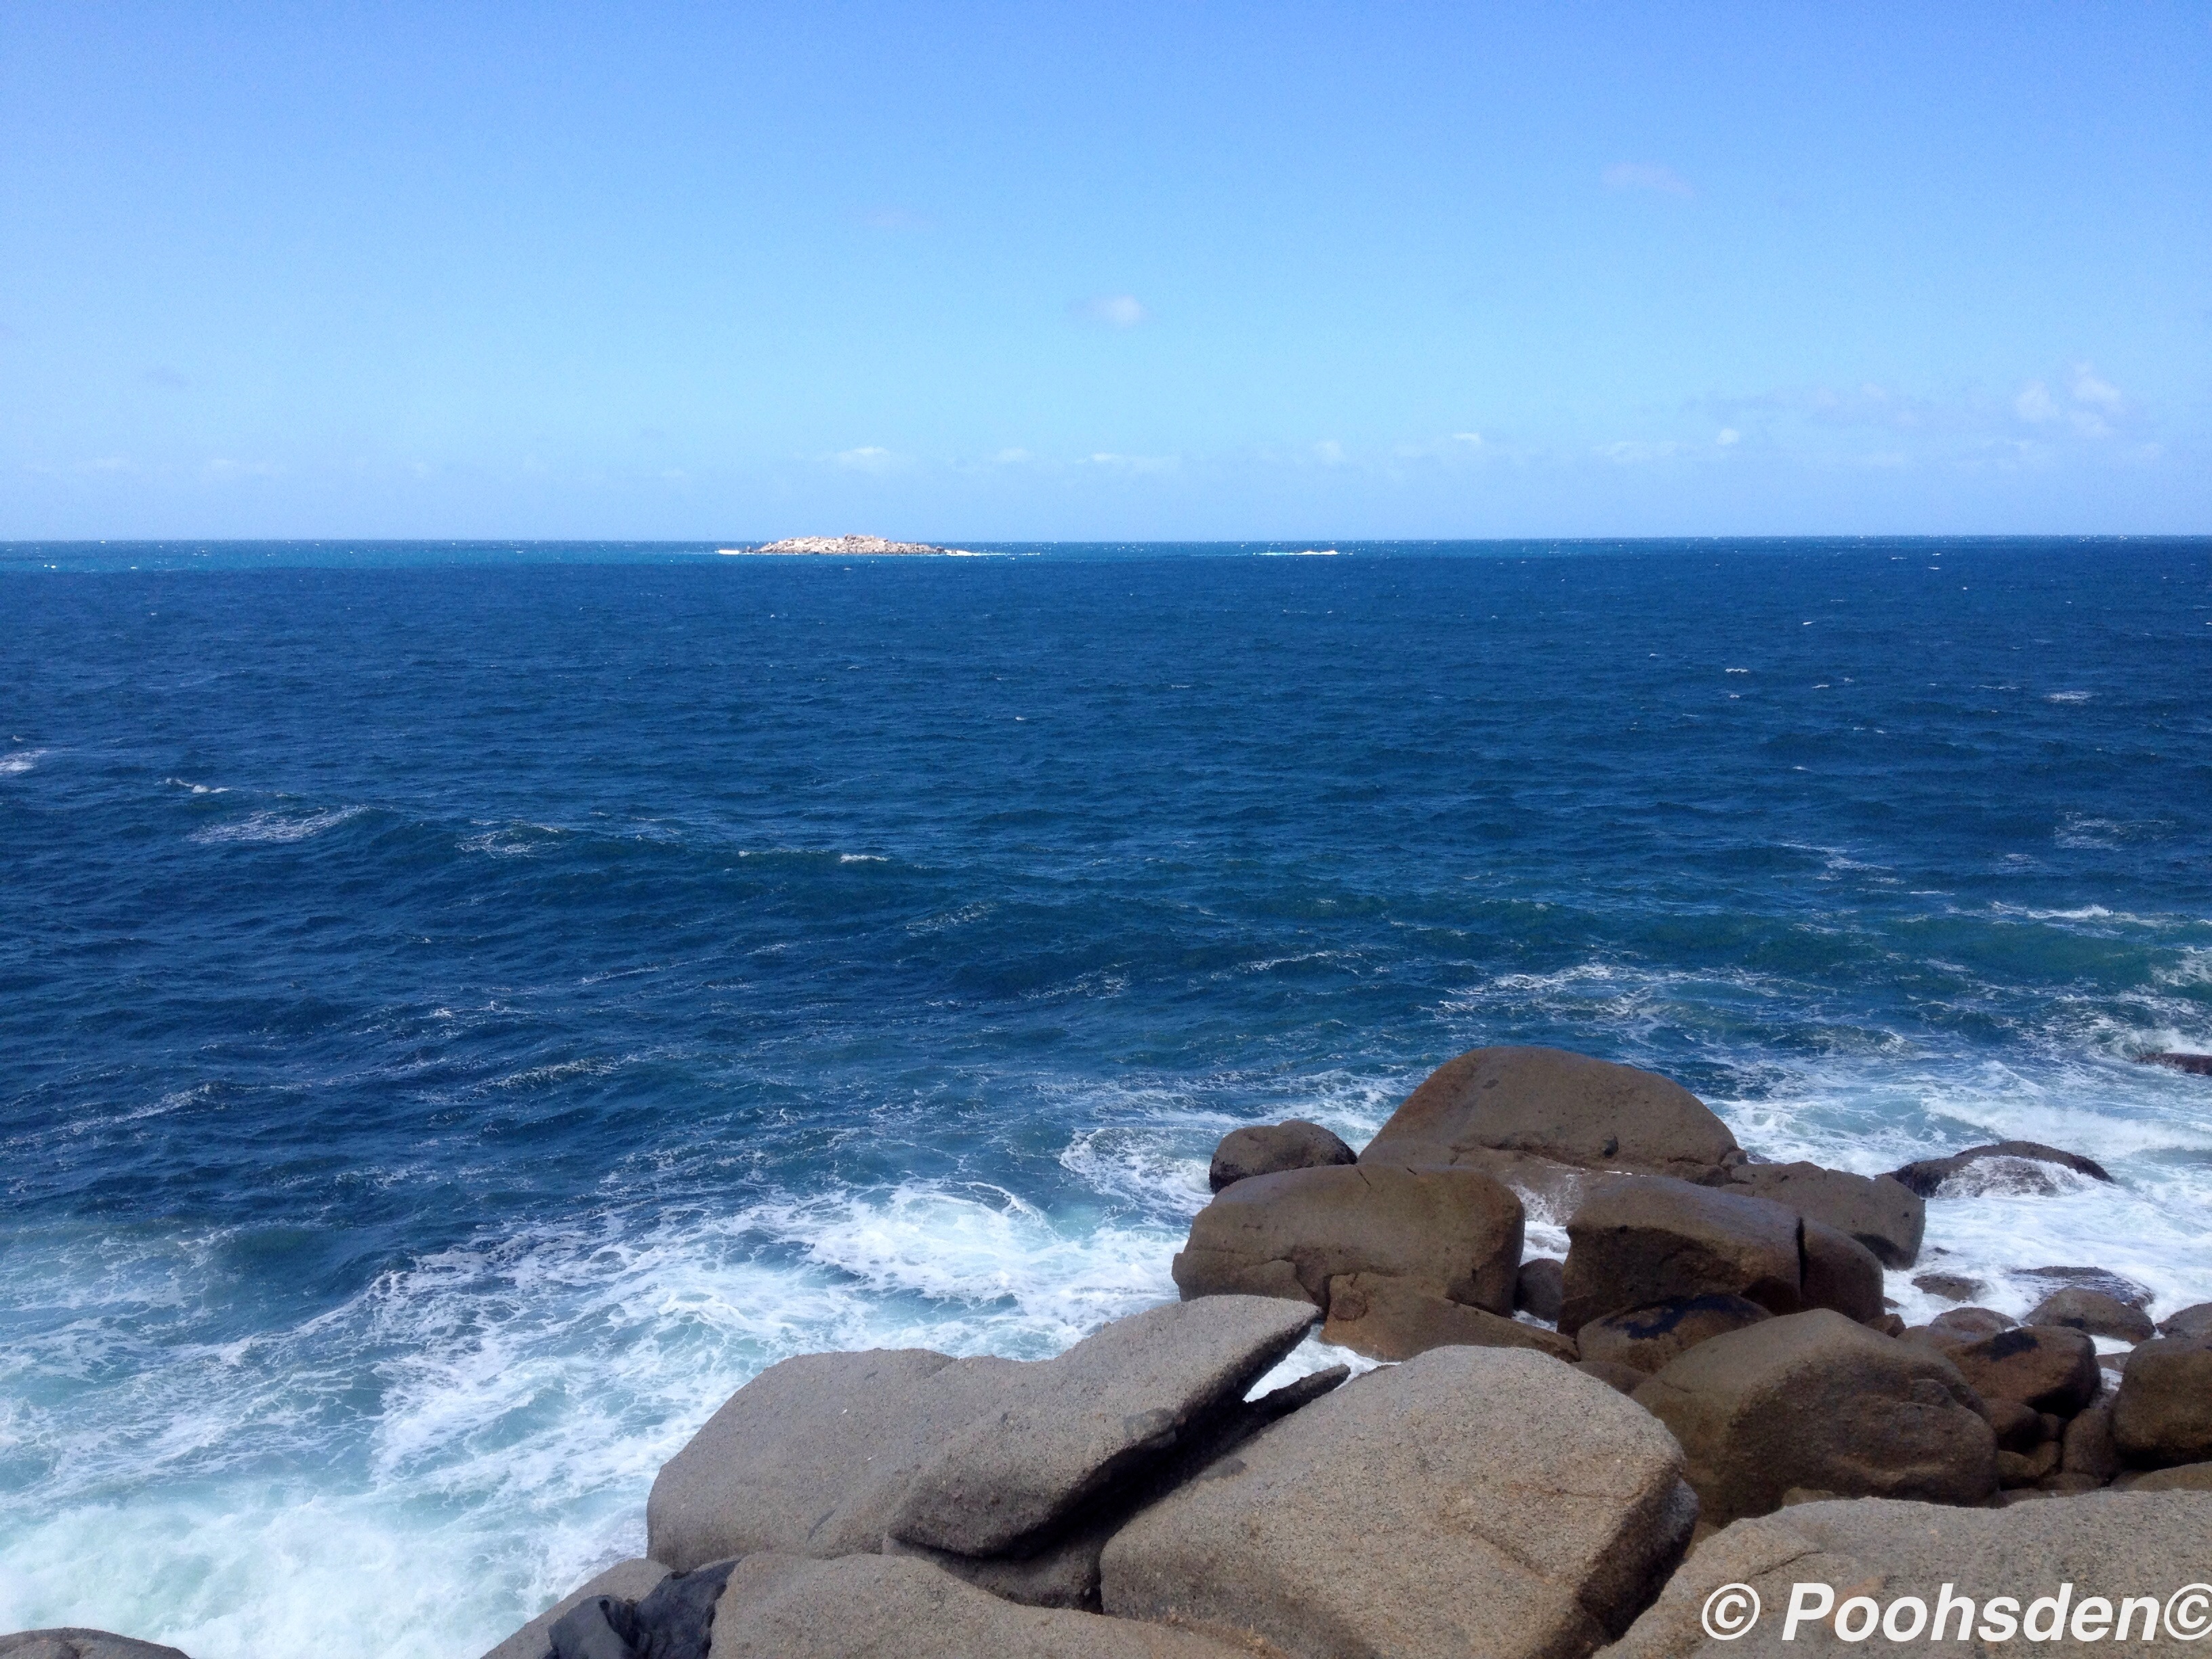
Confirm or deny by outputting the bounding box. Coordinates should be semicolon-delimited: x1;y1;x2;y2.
1207;1120;1355;1192
1560;1176;1802;1336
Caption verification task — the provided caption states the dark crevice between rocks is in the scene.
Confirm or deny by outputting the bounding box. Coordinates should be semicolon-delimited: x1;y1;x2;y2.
544;1560;735;1659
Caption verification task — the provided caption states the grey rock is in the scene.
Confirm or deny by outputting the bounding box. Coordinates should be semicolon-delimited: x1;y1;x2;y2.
1172;1162;1523;1314
1800;1219;1885;1324
647;1347;1021;1570
887;1295;1317;1557
2025;1286;2155;1343
1599;1492;2212;1659
1887;1142;2112;1198
1577;1294;1774;1376
1516;1255;1565;1322
1929;1305;2013;1338
1631;1309;1996;1526
2111;1332;2212;1469
1319;1270;1579;1361
1359;1044;1740;1183
2158;1300;2212;1338
1725;1162;1926;1268
0;1637;192;1659
1910;1271;1985;1303
1208;1119;1355;1191
705;1553;1248;1659
2137;1050;2212;1076
1101;1346;1696;1659
1560;1176;1802;1336
1946;1325;2101;1416
480;1559;674;1659
2013;1264;2151;1307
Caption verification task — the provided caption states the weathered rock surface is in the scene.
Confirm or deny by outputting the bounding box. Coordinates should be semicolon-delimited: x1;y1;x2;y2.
1207;1120;1355;1191
1516;1255;1565;1322
1800;1220;1885;1324
1887;1141;2112;1197
2025;1286;2155;1342
481;1558;674;1659
1599;1492;2212;1659
2111;1333;2212;1469
2013;1264;2150;1306
0;1637;192;1659
706;1553;1248;1659
1359;1045;1740;1183
1910;1271;1984;1303
647;1347;1021;1569
888;1297;1317;1559
1578;1357;1650;1394
2113;1460;2212;1492
2158;1300;2212;1338
1631;1309;1996;1525
1576;1294;1773;1376
1946;1325;2101;1416
1172;1162;1522;1314
1929;1305;2013;1339
1319;1270;1578;1361
2062;1397;2121;1481
1102;1347;1696;1659
1560;1176;1801;1335
1724;1162;1925;1268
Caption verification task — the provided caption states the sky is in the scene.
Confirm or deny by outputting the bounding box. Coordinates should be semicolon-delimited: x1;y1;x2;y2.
2;2;2209;541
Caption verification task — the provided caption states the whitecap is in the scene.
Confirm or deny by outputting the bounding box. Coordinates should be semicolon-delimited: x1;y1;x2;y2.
0;748;47;776
191;807;366;845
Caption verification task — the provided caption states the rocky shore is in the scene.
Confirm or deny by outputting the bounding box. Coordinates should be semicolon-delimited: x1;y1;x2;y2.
14;1046;2210;1659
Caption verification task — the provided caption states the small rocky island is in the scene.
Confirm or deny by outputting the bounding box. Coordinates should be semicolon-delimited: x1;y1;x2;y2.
15;1046;2211;1659
721;535;974;556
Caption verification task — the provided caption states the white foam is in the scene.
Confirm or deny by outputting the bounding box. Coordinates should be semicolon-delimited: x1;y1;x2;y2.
191;807;366;845
0;747;47;776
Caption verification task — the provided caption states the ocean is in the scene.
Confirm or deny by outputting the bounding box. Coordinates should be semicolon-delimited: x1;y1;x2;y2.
3;538;2209;1658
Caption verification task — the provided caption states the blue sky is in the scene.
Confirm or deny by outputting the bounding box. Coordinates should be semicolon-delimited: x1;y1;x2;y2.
3;2;2207;539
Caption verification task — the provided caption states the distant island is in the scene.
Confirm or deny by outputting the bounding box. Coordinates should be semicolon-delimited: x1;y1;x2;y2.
718;535;977;556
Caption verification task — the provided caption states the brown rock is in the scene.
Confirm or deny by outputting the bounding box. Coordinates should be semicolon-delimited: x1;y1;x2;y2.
1172;1162;1522;1313
1578;1358;1650;1395
1984;1397;2043;1452
2156;1300;2212;1339
1929;1305;2013;1339
1911;1271;1986;1303
1887;1141;2112;1197
1631;1308;1996;1526
1577;1295;1774;1376
2062;1397;2121;1480
1996;1441;2063;1488
1799;1220;1885;1324
0;1637;192;1659
2138;1050;2212;1075
1515;1256;1565;1322
1725;1162;1926;1268
2111;1333;2212;1469
1946;1325;2101;1416
1319;1271;1578;1362
1359;1044;1740;1183
2036;1471;2107;1494
2112;1460;2212;1492
2014;1264;2151;1306
2028;1286;2154;1342
1101;1347;1698;1659
1560;1176;1801;1336
1206;1120;1355;1192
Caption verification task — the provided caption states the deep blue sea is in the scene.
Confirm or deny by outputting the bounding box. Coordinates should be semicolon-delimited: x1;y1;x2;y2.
3;539;2210;1658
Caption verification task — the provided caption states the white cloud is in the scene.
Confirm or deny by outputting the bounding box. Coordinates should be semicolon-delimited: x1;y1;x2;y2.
833;446;899;473
2013;381;2060;424
1452;432;1483;447
990;448;1031;466
1595;439;1684;464
1311;440;1346;466
2070;364;2123;411
1601;162;1694;199
1717;428;1740;447
1071;294;1150;328
1081;451;1177;474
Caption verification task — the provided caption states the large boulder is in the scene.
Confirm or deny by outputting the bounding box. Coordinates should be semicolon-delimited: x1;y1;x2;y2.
1319;1271;1579;1361
1171;1163;1522;1315
1800;1220;1885;1325
2111;1333;2212;1469
1206;1119;1355;1191
886;1296;1317;1559
1560;1176;1802;1335
1598;1492;2212;1659
1945;1326;2101;1416
1576;1294;1774;1376
2157;1300;2212;1339
1725;1162;1925;1268
647;1347;1022;1569
705;1553;1248;1658
2026;1286;2154;1343
480;1559;672;1659
0;1639;192;1659
1101;1347;1696;1659
1631;1309;1996;1526
1359;1046;1740;1183
1887;1141;2112;1198
1516;1256;1566;1322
